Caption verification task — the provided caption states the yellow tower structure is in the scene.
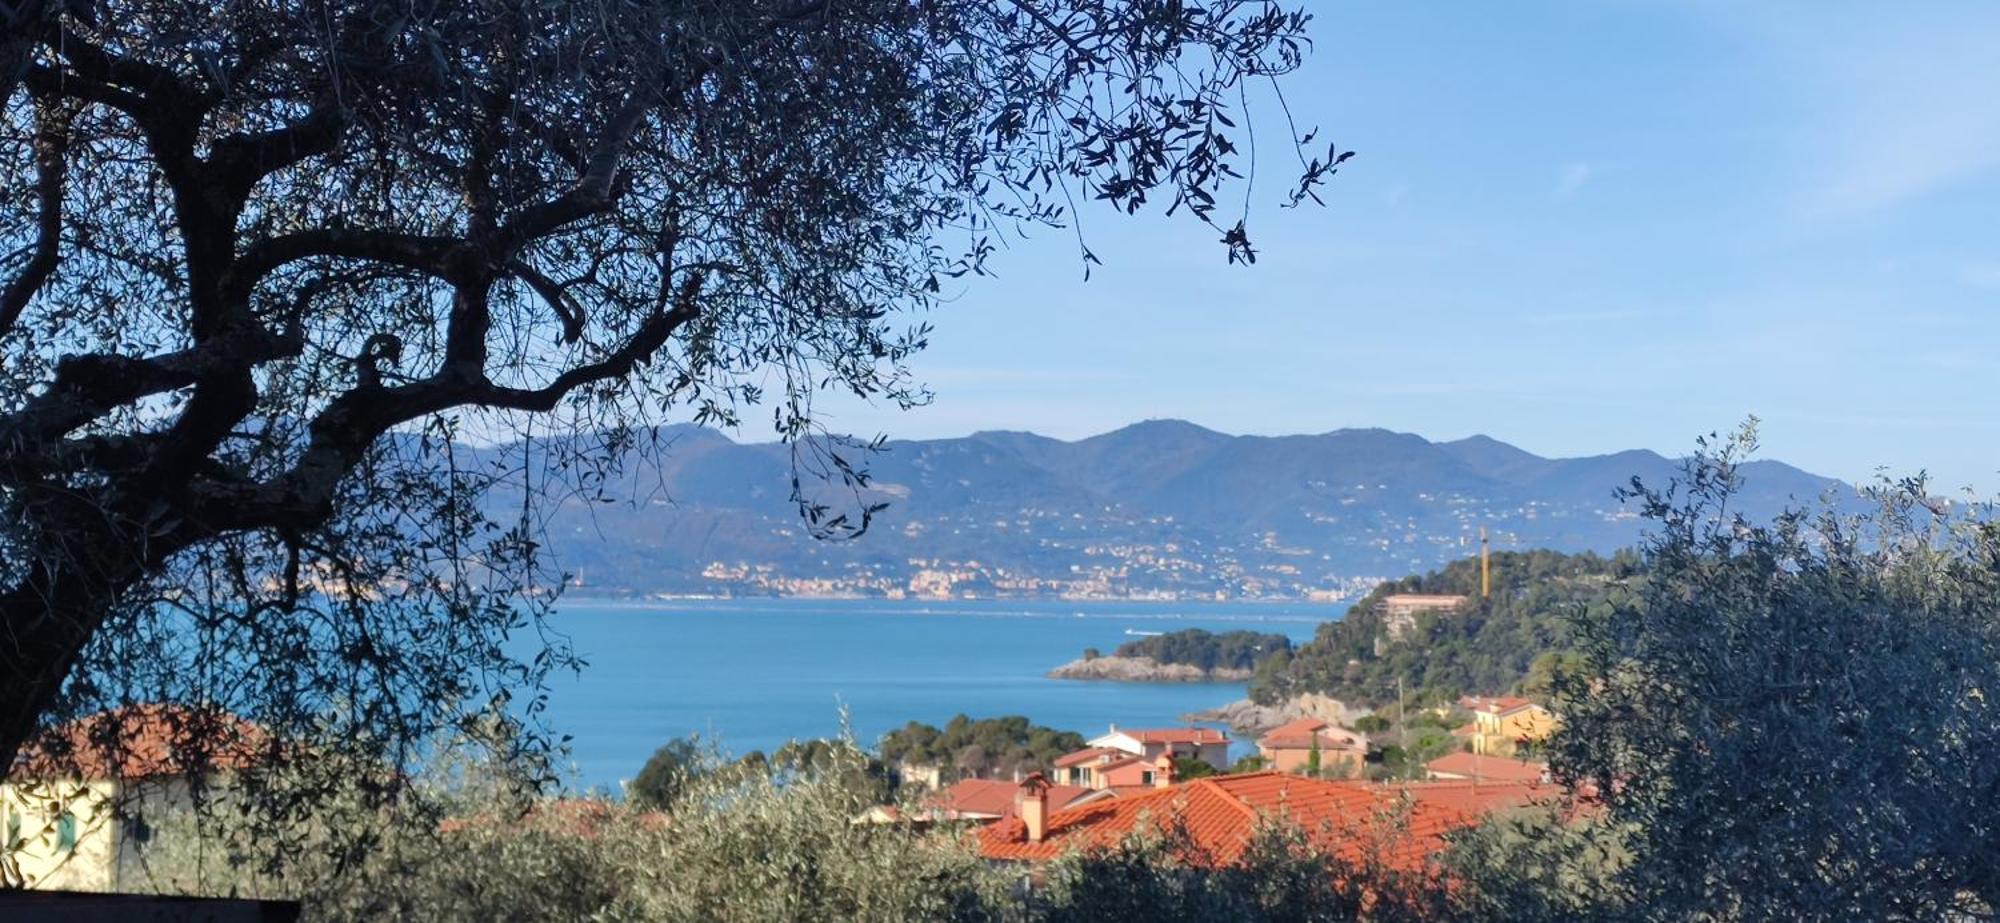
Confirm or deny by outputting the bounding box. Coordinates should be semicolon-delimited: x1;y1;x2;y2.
1480;528;1491;598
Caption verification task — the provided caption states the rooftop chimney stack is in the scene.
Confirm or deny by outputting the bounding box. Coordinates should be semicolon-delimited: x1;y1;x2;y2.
1017;773;1051;843
1153;752;1176;789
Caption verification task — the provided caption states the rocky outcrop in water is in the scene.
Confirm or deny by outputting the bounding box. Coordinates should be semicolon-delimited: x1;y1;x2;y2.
1045;655;1253;683
1182;693;1370;735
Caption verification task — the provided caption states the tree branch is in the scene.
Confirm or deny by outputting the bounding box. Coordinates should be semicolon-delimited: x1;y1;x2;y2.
200;276;703;532
506;259;585;343
0;95;68;337
208;97;349;196
228;229;464;297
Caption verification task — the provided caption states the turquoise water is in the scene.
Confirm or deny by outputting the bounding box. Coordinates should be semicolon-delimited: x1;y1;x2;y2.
534;599;1337;791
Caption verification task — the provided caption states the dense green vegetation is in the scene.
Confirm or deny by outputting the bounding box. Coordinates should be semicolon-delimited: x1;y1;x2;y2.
130;737;1589;923
1551;428;2000;920
877;715;1086;781
1249;548;1636;707
1110;629;1293;672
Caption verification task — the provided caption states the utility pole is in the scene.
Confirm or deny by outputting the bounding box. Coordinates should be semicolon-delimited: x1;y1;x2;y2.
1398;675;1407;777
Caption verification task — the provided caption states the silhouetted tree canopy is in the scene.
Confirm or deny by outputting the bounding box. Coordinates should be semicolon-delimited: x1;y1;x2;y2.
0;0;1342;792
1552;425;2000;919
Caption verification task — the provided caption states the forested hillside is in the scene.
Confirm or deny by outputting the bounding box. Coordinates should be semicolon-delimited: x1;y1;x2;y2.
480;421;1845;599
1249;549;1636;707
1112;629;1294;672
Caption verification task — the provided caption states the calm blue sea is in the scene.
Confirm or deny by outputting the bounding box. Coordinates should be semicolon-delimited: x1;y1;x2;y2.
532;598;1339;792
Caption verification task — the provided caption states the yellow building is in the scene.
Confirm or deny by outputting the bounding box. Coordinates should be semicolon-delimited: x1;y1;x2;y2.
1454;696;1558;757
1;705;269;891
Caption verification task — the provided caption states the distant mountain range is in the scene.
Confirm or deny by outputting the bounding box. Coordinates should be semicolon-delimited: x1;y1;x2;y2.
501;420;1852;600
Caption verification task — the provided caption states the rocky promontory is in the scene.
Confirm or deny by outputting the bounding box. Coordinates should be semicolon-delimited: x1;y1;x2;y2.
1182;693;1370;736
1045;655;1253;683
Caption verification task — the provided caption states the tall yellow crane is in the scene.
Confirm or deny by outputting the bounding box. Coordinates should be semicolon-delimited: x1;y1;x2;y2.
1480;527;1491;599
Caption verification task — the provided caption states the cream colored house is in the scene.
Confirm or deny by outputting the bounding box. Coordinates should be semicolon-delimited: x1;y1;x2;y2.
1453;696;1558;757
2;705;269;891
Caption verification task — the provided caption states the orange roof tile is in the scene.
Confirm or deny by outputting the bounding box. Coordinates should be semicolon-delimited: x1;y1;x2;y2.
1256;717;1329;749
1053;746;1128;768
931;778;1092;819
1457;696;1537;715
976;772;1550;867
1258;718;1369;752
11;704;273;782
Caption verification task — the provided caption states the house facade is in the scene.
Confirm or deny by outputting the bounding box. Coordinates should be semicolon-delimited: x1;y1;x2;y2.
1082;725;1230;771
1378;593;1468;641
1455;696;1558;756
1255;717;1372;778
2;705;269;891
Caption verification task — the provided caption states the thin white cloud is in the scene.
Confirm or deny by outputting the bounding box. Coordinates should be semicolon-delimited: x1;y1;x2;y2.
1958;261;2000;292
1555;162;1594;199
1523;307;1646;325
1717;6;2000;221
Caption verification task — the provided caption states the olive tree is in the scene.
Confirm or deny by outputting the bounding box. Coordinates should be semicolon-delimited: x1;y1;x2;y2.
0;0;1343;785
1552;423;2000;920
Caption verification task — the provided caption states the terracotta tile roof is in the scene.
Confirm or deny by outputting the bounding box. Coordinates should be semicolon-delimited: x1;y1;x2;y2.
1423;752;1549;784
931;778;1092;819
10;704;273;782
1458;696;1537;715
976;772;1549;867
1256;717;1329;749
1053;746;1128;768
1116;727;1229;745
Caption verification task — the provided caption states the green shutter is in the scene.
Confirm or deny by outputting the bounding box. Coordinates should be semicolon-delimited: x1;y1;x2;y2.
56;811;76;851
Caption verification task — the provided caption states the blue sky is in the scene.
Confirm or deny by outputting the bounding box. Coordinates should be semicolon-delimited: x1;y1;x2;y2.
815;2;2000;493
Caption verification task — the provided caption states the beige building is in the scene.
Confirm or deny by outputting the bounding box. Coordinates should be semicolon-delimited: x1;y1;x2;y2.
1255;718;1372;778
1453;696;1559;756
2;705;269;891
1378;593;1468;641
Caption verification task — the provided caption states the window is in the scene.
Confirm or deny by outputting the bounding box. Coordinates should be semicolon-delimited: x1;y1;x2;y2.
55;811;77;852
1141;771;1155;785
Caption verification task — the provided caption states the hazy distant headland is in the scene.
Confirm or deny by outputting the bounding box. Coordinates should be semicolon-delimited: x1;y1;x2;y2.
496;419;1850;601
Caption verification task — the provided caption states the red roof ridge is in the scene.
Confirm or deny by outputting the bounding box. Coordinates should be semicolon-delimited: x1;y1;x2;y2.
1190;776;1263;823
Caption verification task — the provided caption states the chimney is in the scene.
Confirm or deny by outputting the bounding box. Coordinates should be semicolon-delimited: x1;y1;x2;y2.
1153;752;1176;789
1017;773;1051;843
